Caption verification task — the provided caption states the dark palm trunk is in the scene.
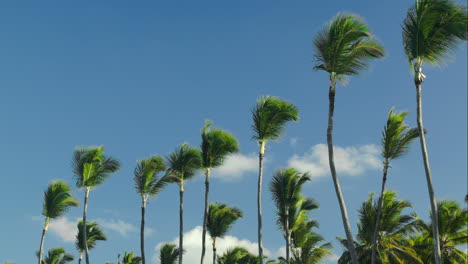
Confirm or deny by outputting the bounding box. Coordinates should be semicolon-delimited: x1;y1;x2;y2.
201;168;211;264
83;187;90;264
38;218;50;264
257;141;266;264
327;75;359;264
78;252;83;264
212;239;217;264
371;160;389;264
415;68;442;264
140;198;147;264
179;184;184;264
285;211;290;264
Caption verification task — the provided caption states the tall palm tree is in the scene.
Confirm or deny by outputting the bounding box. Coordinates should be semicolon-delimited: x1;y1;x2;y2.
402;1;467;262
252;95;299;264
270;168;317;264
38;180;79;264
200;121;240;264
40;248;74;264
166;143;202;264
72;145;121;264
160;244;183;264
207;203;243;264
121;252;142;264
370;109;420;264
134;156;168;264
313;13;385;264
338;191;421;264
75;220;106;264
411;200;468;263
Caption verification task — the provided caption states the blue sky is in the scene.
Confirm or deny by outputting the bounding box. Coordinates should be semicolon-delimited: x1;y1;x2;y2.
0;1;466;263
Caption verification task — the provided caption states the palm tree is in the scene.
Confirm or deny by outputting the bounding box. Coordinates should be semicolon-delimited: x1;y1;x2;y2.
402;1;467;262
370;109;420;264
75;220;106;264
207;203;243;264
338;191;421;264
411;200;468;263
313;13;385;264
72;145;120;264
38;180;79;264
252;95;299;264
217;248;274;264
134;156;168;264
270;168;317;264
40;248;74;264
160;244;183;264
121;252;142;264
200;121;240;264
166;143;202;264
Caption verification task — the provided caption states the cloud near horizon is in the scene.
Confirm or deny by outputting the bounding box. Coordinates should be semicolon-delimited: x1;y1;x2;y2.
213;153;258;180
288;144;381;178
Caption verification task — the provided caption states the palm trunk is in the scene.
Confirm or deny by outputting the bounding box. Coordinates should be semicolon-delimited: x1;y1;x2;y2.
285;210;290;264
371;160;389;264
327;75;359;264
257;141;266;264
140;197;147;264
179;184;184;264
415;64;442;264
78;252;83;264
37;217;50;264
212;239;217;264
201;168;211;264
83;187;90;264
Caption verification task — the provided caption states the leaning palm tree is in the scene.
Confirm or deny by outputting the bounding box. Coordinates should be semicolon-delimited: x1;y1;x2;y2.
402;1;467;262
252;95;299;264
38;180;79;264
411;200;468;263
160;244;183;264
75;220;106;264
72;146;121;264
134;156;168;264
207;203;243;264
166;143;202;264
200;121;240;264
41;248;74;264
313;13;385;264
370;109;420;264
270;168;317;264
338;191;421;264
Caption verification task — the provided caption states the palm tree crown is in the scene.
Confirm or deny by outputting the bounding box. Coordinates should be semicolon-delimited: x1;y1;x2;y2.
42;180;79;219
382;109;420;162
166;143;202;185
75;220;106;252
72;146;121;188
41;248;74;264
159;244;182;264
134;156;167;198
201;120;240;169
252;96;299;144
207;203;243;239
314;13;385;81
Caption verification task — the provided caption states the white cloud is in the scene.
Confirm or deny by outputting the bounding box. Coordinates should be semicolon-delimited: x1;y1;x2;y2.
49;217;77;242
96;218;138;237
290;138;298;146
213;153;258;180
154;226;272;264
288;144;381;179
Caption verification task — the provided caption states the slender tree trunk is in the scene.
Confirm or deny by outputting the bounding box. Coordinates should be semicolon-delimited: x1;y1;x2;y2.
371;160;389;264
257;141;266;264
140;197;147;264
83;187;90;264
212;239;217;264
179;184;184;264
79;252;83;264
415;64;442;264
326;75;359;264
285;210;290;264
201;168;211;264
38;217;50;264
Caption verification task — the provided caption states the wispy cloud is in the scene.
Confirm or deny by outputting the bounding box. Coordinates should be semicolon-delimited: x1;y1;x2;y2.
49;217;78;242
213;153;258;180
288;144;381;178
95;218;138;237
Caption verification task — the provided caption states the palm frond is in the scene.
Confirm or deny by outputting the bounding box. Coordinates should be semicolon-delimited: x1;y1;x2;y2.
165;143;202;184
201;120;240;169
42;180;79;219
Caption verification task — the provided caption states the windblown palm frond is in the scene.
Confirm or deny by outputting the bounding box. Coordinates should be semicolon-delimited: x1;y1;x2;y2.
252;96;299;142
207;203;243;239
313;13;385;82
121;252;141;264
290;216;332;264
42;180;79;219
201;120;240;169
41;248;74;264
75;221;106;252
134;156;167;197
165;144;202;184
159;244;182;264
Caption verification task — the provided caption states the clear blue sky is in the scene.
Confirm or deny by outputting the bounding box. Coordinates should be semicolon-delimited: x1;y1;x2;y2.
0;1;466;263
